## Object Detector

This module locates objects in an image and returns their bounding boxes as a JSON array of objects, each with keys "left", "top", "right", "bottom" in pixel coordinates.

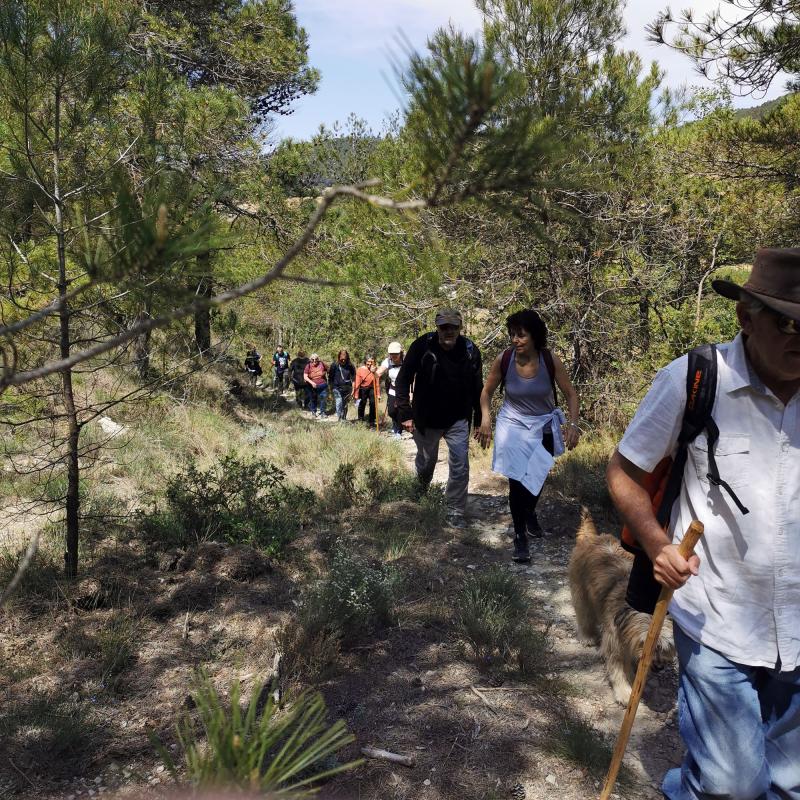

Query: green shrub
[
  {"left": 325, "top": 462, "right": 422, "bottom": 509},
  {"left": 140, "top": 453, "right": 315, "bottom": 556},
  {"left": 305, "top": 549, "right": 399, "bottom": 643},
  {"left": 278, "top": 549, "right": 399, "bottom": 678},
  {"left": 326, "top": 462, "right": 360, "bottom": 508},
  {"left": 361, "top": 465, "right": 419, "bottom": 504},
  {"left": 155, "top": 670, "right": 358, "bottom": 795},
  {"left": 458, "top": 566, "right": 545, "bottom": 675}
]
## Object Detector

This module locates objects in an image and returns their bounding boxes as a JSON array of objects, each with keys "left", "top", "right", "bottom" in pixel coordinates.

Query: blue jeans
[
  {"left": 309, "top": 383, "right": 328, "bottom": 415},
  {"left": 333, "top": 387, "right": 351, "bottom": 420},
  {"left": 663, "top": 624, "right": 800, "bottom": 800}
]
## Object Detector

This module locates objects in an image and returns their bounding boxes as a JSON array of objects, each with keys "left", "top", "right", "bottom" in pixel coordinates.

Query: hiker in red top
[
  {"left": 353, "top": 355, "right": 378, "bottom": 426},
  {"left": 303, "top": 353, "right": 328, "bottom": 418},
  {"left": 475, "top": 309, "right": 580, "bottom": 563}
]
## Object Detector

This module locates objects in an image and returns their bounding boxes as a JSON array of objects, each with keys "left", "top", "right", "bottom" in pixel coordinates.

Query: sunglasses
[
  {"left": 437, "top": 324, "right": 460, "bottom": 332},
  {"left": 770, "top": 311, "right": 800, "bottom": 336},
  {"left": 775, "top": 313, "right": 800, "bottom": 335}
]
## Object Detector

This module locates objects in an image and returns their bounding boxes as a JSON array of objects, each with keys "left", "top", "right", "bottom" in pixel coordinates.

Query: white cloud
[{"left": 295, "top": 0, "right": 482, "bottom": 56}]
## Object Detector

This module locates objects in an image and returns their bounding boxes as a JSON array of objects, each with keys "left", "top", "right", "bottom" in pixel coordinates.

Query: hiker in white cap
[{"left": 378, "top": 341, "right": 405, "bottom": 438}]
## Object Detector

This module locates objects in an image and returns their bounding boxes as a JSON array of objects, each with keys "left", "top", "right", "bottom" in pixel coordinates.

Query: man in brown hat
[
  {"left": 394, "top": 308, "right": 483, "bottom": 528},
  {"left": 606, "top": 248, "right": 800, "bottom": 799}
]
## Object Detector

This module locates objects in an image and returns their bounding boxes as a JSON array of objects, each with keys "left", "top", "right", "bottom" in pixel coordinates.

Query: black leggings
[
  {"left": 508, "top": 431, "right": 554, "bottom": 536},
  {"left": 386, "top": 393, "right": 401, "bottom": 434},
  {"left": 358, "top": 385, "right": 375, "bottom": 425}
]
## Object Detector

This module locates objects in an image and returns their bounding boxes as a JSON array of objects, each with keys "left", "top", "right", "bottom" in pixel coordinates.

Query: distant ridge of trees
[{"left": 734, "top": 93, "right": 797, "bottom": 120}]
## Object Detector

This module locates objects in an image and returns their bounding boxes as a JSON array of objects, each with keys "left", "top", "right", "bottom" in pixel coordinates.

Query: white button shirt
[{"left": 619, "top": 333, "right": 800, "bottom": 670}]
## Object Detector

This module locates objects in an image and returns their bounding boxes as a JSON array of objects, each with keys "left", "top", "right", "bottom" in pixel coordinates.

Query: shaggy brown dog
[{"left": 568, "top": 507, "right": 674, "bottom": 705}]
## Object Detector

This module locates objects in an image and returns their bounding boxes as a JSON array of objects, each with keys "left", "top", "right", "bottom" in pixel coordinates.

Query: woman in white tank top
[{"left": 475, "top": 309, "right": 581, "bottom": 563}]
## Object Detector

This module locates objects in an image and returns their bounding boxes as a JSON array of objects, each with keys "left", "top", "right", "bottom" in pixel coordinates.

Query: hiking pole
[{"left": 599, "top": 519, "right": 704, "bottom": 800}]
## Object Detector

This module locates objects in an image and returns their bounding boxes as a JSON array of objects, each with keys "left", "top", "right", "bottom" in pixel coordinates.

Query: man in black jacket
[{"left": 394, "top": 308, "right": 483, "bottom": 527}]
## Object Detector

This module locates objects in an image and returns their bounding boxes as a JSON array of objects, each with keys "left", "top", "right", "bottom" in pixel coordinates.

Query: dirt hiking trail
[{"left": 356, "top": 435, "right": 684, "bottom": 800}]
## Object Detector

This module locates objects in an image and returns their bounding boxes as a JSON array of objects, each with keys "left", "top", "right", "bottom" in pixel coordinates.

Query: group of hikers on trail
[
  {"left": 243, "top": 342, "right": 408, "bottom": 433},
  {"left": 394, "top": 307, "right": 581, "bottom": 560},
  {"left": 239, "top": 247, "right": 799, "bottom": 799}
]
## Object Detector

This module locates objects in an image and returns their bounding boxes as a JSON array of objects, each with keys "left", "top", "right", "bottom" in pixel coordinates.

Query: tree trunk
[
  {"left": 53, "top": 85, "right": 82, "bottom": 578},
  {"left": 193, "top": 255, "right": 212, "bottom": 357},
  {"left": 133, "top": 302, "right": 152, "bottom": 379}
]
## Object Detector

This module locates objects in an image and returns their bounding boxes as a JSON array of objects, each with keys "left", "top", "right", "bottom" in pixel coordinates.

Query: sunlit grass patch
[
  {"left": 544, "top": 712, "right": 634, "bottom": 786},
  {"left": 548, "top": 432, "right": 617, "bottom": 516}
]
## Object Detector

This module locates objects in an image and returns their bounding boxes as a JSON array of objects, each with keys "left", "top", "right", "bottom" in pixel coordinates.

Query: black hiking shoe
[
  {"left": 526, "top": 513, "right": 544, "bottom": 538},
  {"left": 446, "top": 511, "right": 467, "bottom": 529},
  {"left": 512, "top": 535, "right": 530, "bottom": 563}
]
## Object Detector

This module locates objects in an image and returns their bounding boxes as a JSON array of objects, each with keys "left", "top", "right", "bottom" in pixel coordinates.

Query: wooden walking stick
[
  {"left": 599, "top": 519, "right": 704, "bottom": 800},
  {"left": 373, "top": 372, "right": 381, "bottom": 433}
]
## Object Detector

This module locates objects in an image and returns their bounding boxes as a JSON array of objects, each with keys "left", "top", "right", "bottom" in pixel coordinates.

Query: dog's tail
[{"left": 576, "top": 505, "right": 599, "bottom": 541}]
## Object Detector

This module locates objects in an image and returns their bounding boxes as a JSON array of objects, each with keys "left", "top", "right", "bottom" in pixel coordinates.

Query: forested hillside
[{"left": 1, "top": 0, "right": 798, "bottom": 798}]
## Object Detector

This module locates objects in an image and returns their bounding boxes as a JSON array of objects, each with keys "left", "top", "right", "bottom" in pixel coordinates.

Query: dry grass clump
[
  {"left": 458, "top": 566, "right": 547, "bottom": 677},
  {"left": 0, "top": 533, "right": 63, "bottom": 612},
  {"left": 544, "top": 712, "right": 633, "bottom": 785},
  {"left": 0, "top": 689, "right": 102, "bottom": 772},
  {"left": 55, "top": 610, "right": 139, "bottom": 689},
  {"left": 250, "top": 418, "right": 404, "bottom": 487}
]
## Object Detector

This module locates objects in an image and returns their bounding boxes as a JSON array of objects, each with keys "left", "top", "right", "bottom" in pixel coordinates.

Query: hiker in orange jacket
[{"left": 353, "top": 355, "right": 377, "bottom": 427}]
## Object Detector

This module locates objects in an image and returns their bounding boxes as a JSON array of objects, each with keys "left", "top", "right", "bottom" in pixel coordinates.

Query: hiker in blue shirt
[
  {"left": 329, "top": 350, "right": 356, "bottom": 422},
  {"left": 272, "top": 345, "right": 290, "bottom": 391}
]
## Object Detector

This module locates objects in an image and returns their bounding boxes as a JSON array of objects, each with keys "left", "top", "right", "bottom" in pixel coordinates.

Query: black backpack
[{"left": 420, "top": 332, "right": 481, "bottom": 383}]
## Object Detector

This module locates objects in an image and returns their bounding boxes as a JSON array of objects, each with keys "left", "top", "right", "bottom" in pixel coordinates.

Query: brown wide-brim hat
[{"left": 712, "top": 247, "right": 800, "bottom": 318}]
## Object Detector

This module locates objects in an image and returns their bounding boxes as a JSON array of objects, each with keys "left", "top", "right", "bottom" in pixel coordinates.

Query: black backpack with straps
[{"left": 420, "top": 332, "right": 481, "bottom": 383}]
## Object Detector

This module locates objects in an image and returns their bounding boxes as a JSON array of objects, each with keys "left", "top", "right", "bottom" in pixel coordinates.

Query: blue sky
[{"left": 273, "top": 0, "right": 788, "bottom": 143}]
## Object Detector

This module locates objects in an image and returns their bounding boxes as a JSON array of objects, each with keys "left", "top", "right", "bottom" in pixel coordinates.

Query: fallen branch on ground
[
  {"left": 361, "top": 747, "right": 416, "bottom": 768},
  {"left": 469, "top": 685, "right": 499, "bottom": 715}
]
